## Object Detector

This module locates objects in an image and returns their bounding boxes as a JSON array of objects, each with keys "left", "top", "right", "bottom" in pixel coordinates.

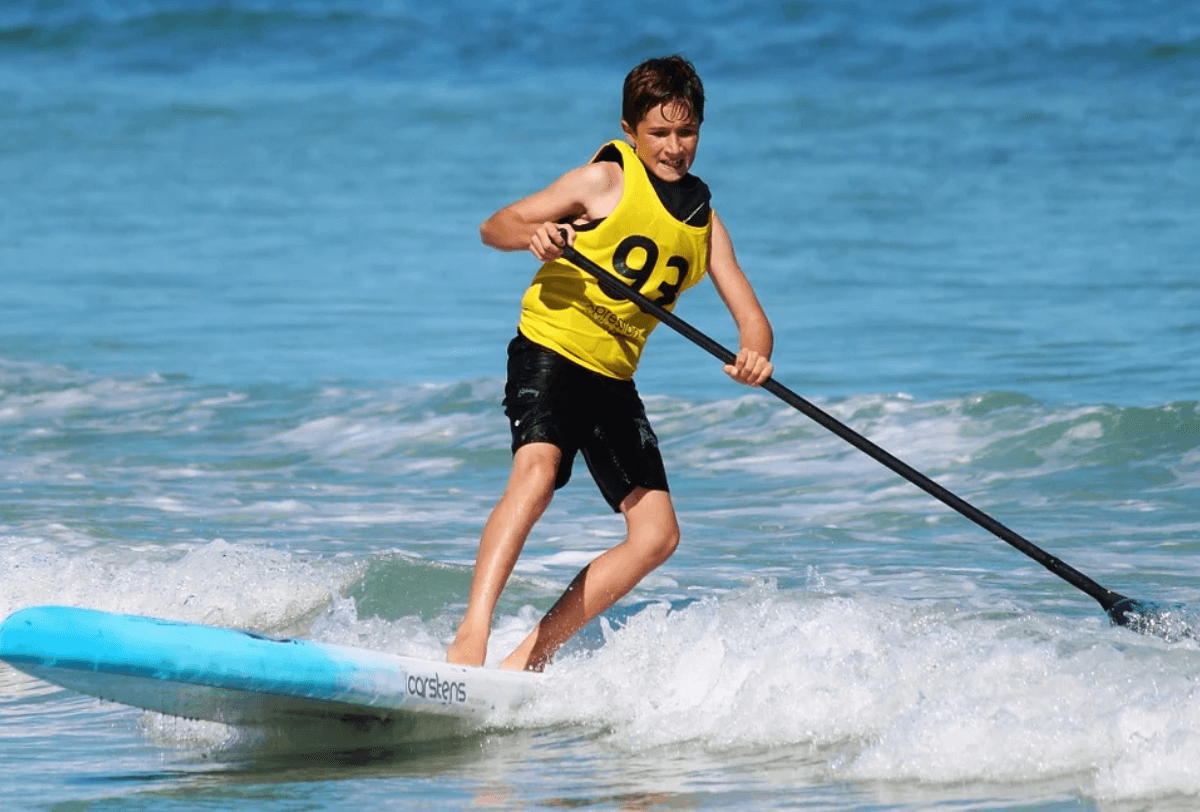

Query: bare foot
[{"left": 446, "top": 630, "right": 487, "bottom": 667}]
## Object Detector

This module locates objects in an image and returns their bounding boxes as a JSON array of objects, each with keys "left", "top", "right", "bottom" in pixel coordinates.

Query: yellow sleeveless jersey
[{"left": 517, "top": 140, "right": 712, "bottom": 380}]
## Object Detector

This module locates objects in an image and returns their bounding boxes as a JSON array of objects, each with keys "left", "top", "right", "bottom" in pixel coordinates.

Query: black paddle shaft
[{"left": 559, "top": 240, "right": 1130, "bottom": 614}]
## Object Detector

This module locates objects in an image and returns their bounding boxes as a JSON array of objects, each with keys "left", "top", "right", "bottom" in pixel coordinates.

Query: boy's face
[{"left": 621, "top": 102, "right": 700, "bottom": 183}]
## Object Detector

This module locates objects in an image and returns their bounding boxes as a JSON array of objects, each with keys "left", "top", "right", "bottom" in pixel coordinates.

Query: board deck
[{"left": 0, "top": 605, "right": 536, "bottom": 728}]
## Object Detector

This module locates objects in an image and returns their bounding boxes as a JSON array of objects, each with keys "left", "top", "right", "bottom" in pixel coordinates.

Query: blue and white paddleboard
[{"left": 0, "top": 605, "right": 536, "bottom": 728}]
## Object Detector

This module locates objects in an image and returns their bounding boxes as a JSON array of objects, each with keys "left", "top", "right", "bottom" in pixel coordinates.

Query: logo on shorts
[{"left": 636, "top": 417, "right": 658, "bottom": 449}]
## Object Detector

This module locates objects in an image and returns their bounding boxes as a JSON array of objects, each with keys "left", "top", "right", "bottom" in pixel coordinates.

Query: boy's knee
[
  {"left": 654, "top": 525, "right": 680, "bottom": 564},
  {"left": 509, "top": 443, "right": 561, "bottom": 492},
  {"left": 622, "top": 488, "right": 679, "bottom": 565},
  {"left": 636, "top": 519, "right": 679, "bottom": 567}
]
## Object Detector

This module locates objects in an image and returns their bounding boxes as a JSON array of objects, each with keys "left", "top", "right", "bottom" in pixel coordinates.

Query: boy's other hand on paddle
[{"left": 724, "top": 347, "right": 773, "bottom": 387}]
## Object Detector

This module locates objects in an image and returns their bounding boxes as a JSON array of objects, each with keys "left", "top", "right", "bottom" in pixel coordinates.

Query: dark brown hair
[{"left": 622, "top": 55, "right": 705, "bottom": 128}]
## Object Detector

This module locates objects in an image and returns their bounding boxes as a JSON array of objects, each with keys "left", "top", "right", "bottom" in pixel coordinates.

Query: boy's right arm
[
  {"left": 480, "top": 162, "right": 622, "bottom": 261},
  {"left": 707, "top": 213, "right": 775, "bottom": 387}
]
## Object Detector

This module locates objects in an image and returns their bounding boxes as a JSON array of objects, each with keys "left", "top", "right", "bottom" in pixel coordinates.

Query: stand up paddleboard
[{"left": 0, "top": 606, "right": 536, "bottom": 729}]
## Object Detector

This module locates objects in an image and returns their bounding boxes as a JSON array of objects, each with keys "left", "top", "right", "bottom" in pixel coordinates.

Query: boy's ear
[{"left": 620, "top": 119, "right": 637, "bottom": 144}]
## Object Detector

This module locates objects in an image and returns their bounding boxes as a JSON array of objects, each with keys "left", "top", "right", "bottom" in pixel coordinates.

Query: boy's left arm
[{"left": 707, "top": 213, "right": 775, "bottom": 387}]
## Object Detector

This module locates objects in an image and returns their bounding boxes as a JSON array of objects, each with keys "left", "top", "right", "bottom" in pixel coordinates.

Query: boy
[{"left": 447, "top": 55, "right": 774, "bottom": 672}]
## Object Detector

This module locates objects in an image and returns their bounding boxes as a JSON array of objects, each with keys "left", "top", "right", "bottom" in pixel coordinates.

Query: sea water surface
[{"left": 2, "top": 0, "right": 1199, "bottom": 809}]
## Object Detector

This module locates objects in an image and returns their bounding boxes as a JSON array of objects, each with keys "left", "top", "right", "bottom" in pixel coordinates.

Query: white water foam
[
  {"left": 0, "top": 538, "right": 362, "bottom": 636},
  {"left": 523, "top": 581, "right": 1200, "bottom": 804}
]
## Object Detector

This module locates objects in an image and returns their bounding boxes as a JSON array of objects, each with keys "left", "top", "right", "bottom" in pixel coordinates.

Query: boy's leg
[
  {"left": 500, "top": 486, "right": 679, "bottom": 672},
  {"left": 446, "top": 441, "right": 561, "bottom": 667}
]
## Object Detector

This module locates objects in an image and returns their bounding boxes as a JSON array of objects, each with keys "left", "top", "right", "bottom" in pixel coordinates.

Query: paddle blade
[{"left": 1108, "top": 597, "right": 1200, "bottom": 642}]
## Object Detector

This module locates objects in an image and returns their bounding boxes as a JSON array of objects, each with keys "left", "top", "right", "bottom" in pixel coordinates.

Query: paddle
[{"left": 558, "top": 237, "right": 1194, "bottom": 640}]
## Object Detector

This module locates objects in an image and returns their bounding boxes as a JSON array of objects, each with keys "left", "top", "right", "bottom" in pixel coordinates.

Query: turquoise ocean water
[{"left": 2, "top": 1, "right": 1199, "bottom": 808}]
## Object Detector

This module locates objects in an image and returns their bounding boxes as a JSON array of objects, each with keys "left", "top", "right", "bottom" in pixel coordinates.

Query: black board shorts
[{"left": 503, "top": 333, "right": 669, "bottom": 512}]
